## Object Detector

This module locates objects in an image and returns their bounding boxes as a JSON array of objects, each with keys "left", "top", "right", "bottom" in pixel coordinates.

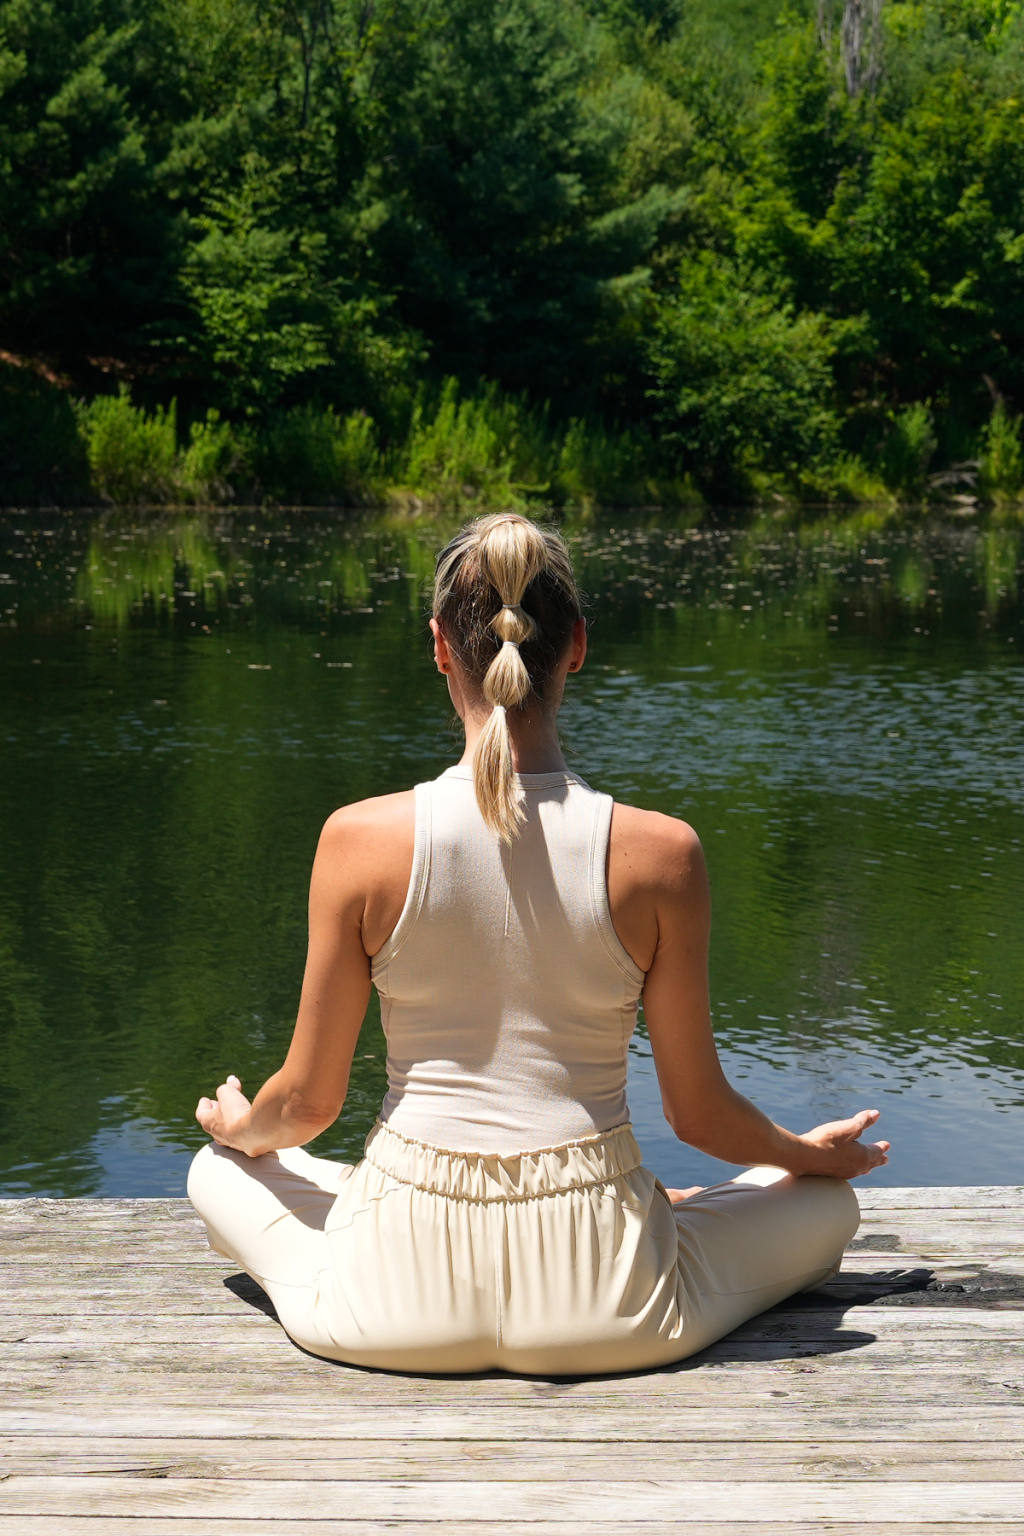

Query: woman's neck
[{"left": 458, "top": 706, "right": 568, "bottom": 775}]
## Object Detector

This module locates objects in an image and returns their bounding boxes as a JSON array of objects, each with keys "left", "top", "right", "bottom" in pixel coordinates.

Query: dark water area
[{"left": 1, "top": 506, "right": 1022, "bottom": 1196}]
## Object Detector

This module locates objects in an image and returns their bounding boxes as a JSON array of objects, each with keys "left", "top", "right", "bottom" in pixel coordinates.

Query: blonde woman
[{"left": 189, "top": 512, "right": 888, "bottom": 1375}]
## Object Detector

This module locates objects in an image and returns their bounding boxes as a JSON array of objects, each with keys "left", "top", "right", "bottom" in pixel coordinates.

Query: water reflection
[{"left": 0, "top": 508, "right": 1021, "bottom": 1193}]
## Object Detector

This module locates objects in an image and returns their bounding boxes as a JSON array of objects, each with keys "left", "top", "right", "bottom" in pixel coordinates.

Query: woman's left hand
[{"left": 196, "top": 1075, "right": 253, "bottom": 1151}]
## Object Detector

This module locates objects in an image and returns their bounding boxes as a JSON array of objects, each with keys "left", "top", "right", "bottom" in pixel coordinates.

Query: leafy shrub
[
  {"left": 252, "top": 405, "right": 380, "bottom": 504},
  {"left": 394, "top": 380, "right": 687, "bottom": 509},
  {"left": 978, "top": 401, "right": 1024, "bottom": 502},
  {"left": 65, "top": 378, "right": 714, "bottom": 509},
  {"left": 878, "top": 403, "right": 937, "bottom": 502},
  {"left": 798, "top": 452, "right": 893, "bottom": 506},
  {"left": 0, "top": 364, "right": 89, "bottom": 503},
  {"left": 178, "top": 410, "right": 249, "bottom": 503},
  {"left": 398, "top": 380, "right": 525, "bottom": 507},
  {"left": 646, "top": 261, "right": 840, "bottom": 500},
  {"left": 553, "top": 418, "right": 684, "bottom": 507},
  {"left": 76, "top": 388, "right": 178, "bottom": 503}
]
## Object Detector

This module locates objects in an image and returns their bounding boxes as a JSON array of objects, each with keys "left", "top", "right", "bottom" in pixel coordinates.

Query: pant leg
[
  {"left": 187, "top": 1141, "right": 355, "bottom": 1355},
  {"left": 668, "top": 1165, "right": 859, "bottom": 1358}
]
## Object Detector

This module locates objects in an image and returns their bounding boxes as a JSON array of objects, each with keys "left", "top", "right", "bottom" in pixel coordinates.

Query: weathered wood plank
[
  {"left": 3, "top": 1437, "right": 1023, "bottom": 1481},
  {"left": 3, "top": 1192, "right": 1023, "bottom": 1529},
  {"left": 8, "top": 1389, "right": 1024, "bottom": 1424},
  {"left": 840, "top": 1253, "right": 1021, "bottom": 1265},
  {"left": 5, "top": 1403, "right": 1024, "bottom": 1441},
  {"left": 5, "top": 1357, "right": 1024, "bottom": 1396},
  {"left": 4, "top": 1362, "right": 1024, "bottom": 1403},
  {"left": 0, "top": 1523, "right": 1016, "bottom": 1536},
  {"left": 856, "top": 1188, "right": 1024, "bottom": 1209},
  {"left": 2, "top": 1474, "right": 1023, "bottom": 1521},
  {"left": 3, "top": 1306, "right": 1024, "bottom": 1344},
  {"left": 7, "top": 1388, "right": 1024, "bottom": 1428},
  {"left": 0, "top": 1323, "right": 992, "bottom": 1356},
  {"left": 1, "top": 1362, "right": 1021, "bottom": 1404},
  {"left": 5, "top": 1338, "right": 1024, "bottom": 1375},
  {"left": 6, "top": 1261, "right": 1022, "bottom": 1313},
  {"left": 851, "top": 1224, "right": 1024, "bottom": 1247},
  {"left": 6, "top": 1280, "right": 1022, "bottom": 1317},
  {"left": 0, "top": 1313, "right": 1014, "bottom": 1352},
  {"left": 0, "top": 1236, "right": 225, "bottom": 1263},
  {"left": 0, "top": 1199, "right": 199, "bottom": 1221},
  {"left": 0, "top": 1244, "right": 227, "bottom": 1266}
]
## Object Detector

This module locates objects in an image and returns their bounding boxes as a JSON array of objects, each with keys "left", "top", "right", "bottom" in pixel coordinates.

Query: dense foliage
[{"left": 3, "top": 0, "right": 1024, "bottom": 504}]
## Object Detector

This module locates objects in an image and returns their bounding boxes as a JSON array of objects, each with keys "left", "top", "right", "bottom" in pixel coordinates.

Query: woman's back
[
  {"left": 374, "top": 766, "right": 644, "bottom": 1154},
  {"left": 190, "top": 511, "right": 879, "bottom": 1376}
]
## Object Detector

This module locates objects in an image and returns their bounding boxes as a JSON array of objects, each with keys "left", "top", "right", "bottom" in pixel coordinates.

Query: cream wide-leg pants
[{"left": 187, "top": 1121, "right": 859, "bottom": 1375}]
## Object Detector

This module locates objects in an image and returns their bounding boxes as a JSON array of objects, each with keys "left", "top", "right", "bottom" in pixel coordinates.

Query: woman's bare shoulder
[
  {"left": 607, "top": 803, "right": 706, "bottom": 972},
  {"left": 610, "top": 801, "right": 704, "bottom": 890},
  {"left": 320, "top": 789, "right": 416, "bottom": 845},
  {"left": 312, "top": 793, "right": 416, "bottom": 951}
]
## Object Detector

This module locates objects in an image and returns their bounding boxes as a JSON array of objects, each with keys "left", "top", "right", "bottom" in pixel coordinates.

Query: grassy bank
[
  {"left": 2, "top": 366, "right": 689, "bottom": 511},
  {"left": 4, "top": 364, "right": 1024, "bottom": 514}
]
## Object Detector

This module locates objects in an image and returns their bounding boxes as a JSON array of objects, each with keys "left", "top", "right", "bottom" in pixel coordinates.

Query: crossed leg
[
  {"left": 664, "top": 1164, "right": 860, "bottom": 1355},
  {"left": 187, "top": 1141, "right": 355, "bottom": 1355}
]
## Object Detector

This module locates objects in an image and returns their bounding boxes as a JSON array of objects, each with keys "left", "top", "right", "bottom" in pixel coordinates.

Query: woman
[{"left": 189, "top": 512, "right": 888, "bottom": 1376}]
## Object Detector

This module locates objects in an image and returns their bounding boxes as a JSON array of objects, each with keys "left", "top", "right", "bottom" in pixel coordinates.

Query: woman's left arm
[{"left": 195, "top": 809, "right": 374, "bottom": 1156}]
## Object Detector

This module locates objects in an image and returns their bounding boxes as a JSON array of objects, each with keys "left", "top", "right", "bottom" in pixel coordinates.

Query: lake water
[{"left": 1, "top": 507, "right": 1022, "bottom": 1195}]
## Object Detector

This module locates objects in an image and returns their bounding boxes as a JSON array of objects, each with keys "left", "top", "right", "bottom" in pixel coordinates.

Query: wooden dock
[{"left": 1, "top": 1186, "right": 1023, "bottom": 1533}]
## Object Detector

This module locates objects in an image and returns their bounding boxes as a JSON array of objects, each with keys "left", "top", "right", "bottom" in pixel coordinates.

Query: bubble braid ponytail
[{"left": 432, "top": 514, "right": 581, "bottom": 843}]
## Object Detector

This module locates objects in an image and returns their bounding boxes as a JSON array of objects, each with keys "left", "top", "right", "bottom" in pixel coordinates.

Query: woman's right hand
[
  {"left": 196, "top": 1074, "right": 253, "bottom": 1152},
  {"left": 796, "top": 1109, "right": 890, "bottom": 1179}
]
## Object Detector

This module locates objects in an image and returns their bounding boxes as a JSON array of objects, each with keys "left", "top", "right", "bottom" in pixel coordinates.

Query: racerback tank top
[{"left": 370, "top": 766, "right": 646, "bottom": 1154}]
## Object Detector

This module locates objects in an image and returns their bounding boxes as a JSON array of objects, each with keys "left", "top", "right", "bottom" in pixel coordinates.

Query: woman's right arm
[
  {"left": 196, "top": 792, "right": 415, "bottom": 1156},
  {"left": 635, "top": 816, "right": 889, "bottom": 1179}
]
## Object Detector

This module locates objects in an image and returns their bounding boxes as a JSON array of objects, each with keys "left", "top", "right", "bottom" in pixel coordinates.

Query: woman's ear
[
  {"left": 567, "top": 616, "right": 587, "bottom": 673},
  {"left": 429, "top": 616, "right": 452, "bottom": 674}
]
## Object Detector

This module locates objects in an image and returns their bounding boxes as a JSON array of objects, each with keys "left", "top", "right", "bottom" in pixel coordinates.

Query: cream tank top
[{"left": 370, "top": 766, "right": 646, "bottom": 1154}]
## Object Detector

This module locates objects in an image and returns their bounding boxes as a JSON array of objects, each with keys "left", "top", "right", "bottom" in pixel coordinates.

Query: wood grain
[
  {"left": 3, "top": 1305, "right": 1021, "bottom": 1341},
  {"left": 5, "top": 1337, "right": 1024, "bottom": 1374},
  {"left": 3, "top": 1436, "right": 1023, "bottom": 1480},
  {"left": 0, "top": 1524, "right": 1016, "bottom": 1536},
  {"left": 2, "top": 1474, "right": 1023, "bottom": 1520},
  {"left": 1, "top": 1191, "right": 1022, "bottom": 1529},
  {"left": 5, "top": 1406, "right": 1024, "bottom": 1445},
  {"left": 856, "top": 1188, "right": 1024, "bottom": 1209}
]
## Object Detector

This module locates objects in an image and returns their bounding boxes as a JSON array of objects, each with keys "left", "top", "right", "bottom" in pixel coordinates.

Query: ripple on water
[{"left": 0, "top": 511, "right": 1021, "bottom": 1191}]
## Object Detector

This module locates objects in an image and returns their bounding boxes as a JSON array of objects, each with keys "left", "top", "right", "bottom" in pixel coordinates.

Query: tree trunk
[
  {"left": 841, "top": 0, "right": 864, "bottom": 95},
  {"left": 841, "top": 0, "right": 884, "bottom": 96}
]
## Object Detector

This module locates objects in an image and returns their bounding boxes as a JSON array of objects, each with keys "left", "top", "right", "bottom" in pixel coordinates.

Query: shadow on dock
[{"left": 219, "top": 1269, "right": 931, "bottom": 1380}]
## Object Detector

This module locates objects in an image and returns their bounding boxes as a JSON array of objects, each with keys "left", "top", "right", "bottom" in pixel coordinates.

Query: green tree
[
  {"left": 646, "top": 258, "right": 840, "bottom": 497},
  {"left": 738, "top": 2, "right": 1024, "bottom": 455},
  {"left": 0, "top": 0, "right": 181, "bottom": 368}
]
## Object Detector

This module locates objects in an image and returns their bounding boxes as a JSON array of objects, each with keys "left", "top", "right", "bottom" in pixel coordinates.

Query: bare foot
[{"left": 665, "top": 1185, "right": 704, "bottom": 1204}]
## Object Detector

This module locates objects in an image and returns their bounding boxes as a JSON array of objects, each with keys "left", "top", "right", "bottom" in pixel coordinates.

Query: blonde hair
[{"left": 433, "top": 513, "right": 582, "bottom": 843}]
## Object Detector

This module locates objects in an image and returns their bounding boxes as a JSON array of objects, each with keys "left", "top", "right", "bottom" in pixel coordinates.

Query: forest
[{"left": 3, "top": 0, "right": 1024, "bottom": 507}]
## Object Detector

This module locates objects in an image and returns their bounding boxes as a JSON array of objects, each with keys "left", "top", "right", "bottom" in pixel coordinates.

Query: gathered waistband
[{"left": 362, "top": 1120, "right": 643, "bottom": 1202}]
